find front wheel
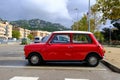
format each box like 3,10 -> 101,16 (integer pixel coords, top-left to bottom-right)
28,53 -> 42,66
86,55 -> 99,67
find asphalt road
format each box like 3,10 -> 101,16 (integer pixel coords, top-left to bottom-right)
0,44 -> 120,80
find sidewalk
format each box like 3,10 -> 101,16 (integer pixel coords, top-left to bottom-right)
103,46 -> 120,72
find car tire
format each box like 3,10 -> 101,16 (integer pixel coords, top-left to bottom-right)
86,55 -> 99,67
28,53 -> 42,66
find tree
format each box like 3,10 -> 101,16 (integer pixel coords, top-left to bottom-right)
27,34 -> 34,40
91,0 -> 120,42
71,14 -> 96,32
101,27 -> 118,41
111,20 -> 120,40
101,28 -> 110,42
94,31 -> 104,43
93,0 -> 120,23
12,30 -> 20,39
91,4 -> 102,30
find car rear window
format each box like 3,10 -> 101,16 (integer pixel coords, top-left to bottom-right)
72,34 -> 92,44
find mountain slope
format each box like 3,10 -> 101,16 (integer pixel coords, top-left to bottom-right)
10,19 -> 70,32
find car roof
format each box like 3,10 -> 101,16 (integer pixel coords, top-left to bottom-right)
53,31 -> 92,34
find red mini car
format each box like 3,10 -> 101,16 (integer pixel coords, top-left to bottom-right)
24,31 -> 105,67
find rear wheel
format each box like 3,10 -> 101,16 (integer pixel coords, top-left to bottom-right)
28,53 -> 42,66
86,55 -> 99,67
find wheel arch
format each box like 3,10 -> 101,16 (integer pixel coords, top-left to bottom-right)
85,52 -> 102,61
27,52 -> 43,60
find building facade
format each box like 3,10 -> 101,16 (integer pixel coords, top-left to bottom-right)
31,30 -> 50,38
7,23 -> 13,39
0,21 -> 50,40
13,26 -> 31,39
0,22 -> 6,40
0,22 -> 12,40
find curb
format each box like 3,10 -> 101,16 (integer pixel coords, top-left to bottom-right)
101,60 -> 120,73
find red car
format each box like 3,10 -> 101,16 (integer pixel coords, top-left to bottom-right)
24,31 -> 105,67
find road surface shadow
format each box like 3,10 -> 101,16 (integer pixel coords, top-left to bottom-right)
27,61 -> 91,67
0,60 -> 91,67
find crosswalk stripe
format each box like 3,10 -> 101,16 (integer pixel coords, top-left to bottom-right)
10,76 -> 39,80
65,78 -> 89,80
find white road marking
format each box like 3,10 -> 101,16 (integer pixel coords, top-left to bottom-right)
65,78 -> 89,80
10,76 -> 39,80
0,57 -> 25,60
8,51 -> 24,54
0,65 -> 106,71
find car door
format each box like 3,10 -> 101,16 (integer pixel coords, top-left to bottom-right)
44,34 -> 73,60
71,33 -> 93,60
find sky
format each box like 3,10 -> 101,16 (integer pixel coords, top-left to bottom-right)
0,0 -> 96,28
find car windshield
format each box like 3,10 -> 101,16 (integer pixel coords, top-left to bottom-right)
40,34 -> 51,43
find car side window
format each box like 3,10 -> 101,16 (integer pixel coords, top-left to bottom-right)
50,34 -> 70,44
73,34 -> 92,44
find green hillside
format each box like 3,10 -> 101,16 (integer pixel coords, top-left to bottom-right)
10,19 -> 70,32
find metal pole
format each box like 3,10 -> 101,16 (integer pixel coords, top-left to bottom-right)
75,8 -> 78,31
88,0 -> 90,32
76,9 -> 78,31
72,20 -> 74,31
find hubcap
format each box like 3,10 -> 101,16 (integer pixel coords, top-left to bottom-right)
89,56 -> 97,65
31,56 -> 39,64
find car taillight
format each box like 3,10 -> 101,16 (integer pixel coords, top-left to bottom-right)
103,48 -> 106,53
98,44 -> 105,53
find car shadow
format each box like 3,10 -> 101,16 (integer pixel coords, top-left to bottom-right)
26,61 -> 90,67
0,60 -> 93,67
